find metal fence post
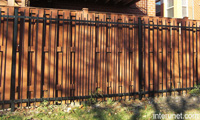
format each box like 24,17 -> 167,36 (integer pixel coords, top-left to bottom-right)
11,7 -> 18,112
138,17 -> 143,100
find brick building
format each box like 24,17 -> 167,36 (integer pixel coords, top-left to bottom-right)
0,0 -> 156,16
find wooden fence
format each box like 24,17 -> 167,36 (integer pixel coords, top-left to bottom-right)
0,6 -> 200,110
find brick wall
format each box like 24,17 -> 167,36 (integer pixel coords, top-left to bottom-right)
187,0 -> 200,20
188,0 -> 193,19
147,0 -> 156,16
135,0 -> 148,15
194,0 -> 200,20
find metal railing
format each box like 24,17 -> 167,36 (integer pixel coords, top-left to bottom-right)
0,7 -> 199,111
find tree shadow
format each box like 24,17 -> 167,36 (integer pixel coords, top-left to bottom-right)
130,105 -> 143,120
166,97 -> 186,116
165,96 -> 200,120
131,96 -> 200,120
130,98 -> 161,120
91,106 -> 107,120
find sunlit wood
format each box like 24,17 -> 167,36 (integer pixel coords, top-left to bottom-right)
0,6 -> 199,109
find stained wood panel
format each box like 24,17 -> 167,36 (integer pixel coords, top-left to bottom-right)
0,7 -> 199,109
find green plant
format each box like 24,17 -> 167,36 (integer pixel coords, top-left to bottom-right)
40,100 -> 49,107
106,98 -> 114,105
87,88 -> 103,105
189,85 -> 200,96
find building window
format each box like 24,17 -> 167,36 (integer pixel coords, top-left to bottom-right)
166,0 -> 174,17
182,0 -> 188,17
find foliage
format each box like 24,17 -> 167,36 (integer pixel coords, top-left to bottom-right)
40,100 -> 49,107
87,88 -> 103,105
106,98 -> 114,105
189,85 -> 200,96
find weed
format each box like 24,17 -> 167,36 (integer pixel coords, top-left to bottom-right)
40,100 -> 49,107
189,85 -> 200,96
87,88 -> 103,105
106,98 -> 114,105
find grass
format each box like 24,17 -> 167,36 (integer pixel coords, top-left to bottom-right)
1,89 -> 200,120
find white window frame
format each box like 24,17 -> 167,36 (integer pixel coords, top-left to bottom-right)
166,0 -> 174,18
182,0 -> 188,18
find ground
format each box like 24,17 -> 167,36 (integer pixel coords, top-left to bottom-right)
1,92 -> 200,120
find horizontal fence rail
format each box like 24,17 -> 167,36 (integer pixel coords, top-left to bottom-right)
0,7 -> 200,111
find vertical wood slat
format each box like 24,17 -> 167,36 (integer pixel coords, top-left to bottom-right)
116,15 -> 119,100
182,18 -> 187,94
82,9 -> 87,101
15,8 -> 20,107
75,12 -> 80,102
174,19 -> 179,92
134,17 -> 139,98
149,18 -> 154,95
29,8 -> 35,106
35,9 -> 43,105
99,13 -> 106,100
193,21 -> 197,87
143,17 -> 149,98
0,8 -> 3,107
128,16 -> 133,99
171,19 -> 174,95
125,16 -> 129,100
154,18 -> 158,97
10,7 -> 17,111
71,12 -> 76,102
186,19 -> 190,92
197,21 -> 200,85
91,13 -> 95,96
56,10 -> 63,100
16,7 -> 29,107
43,9 -> 49,99
49,10 -> 57,104
95,15 -> 100,95
88,12 -> 95,98
178,20 -> 183,92
162,18 -> 167,96
21,7 -> 29,107
121,15 -> 125,100
5,7 -> 14,108
111,14 -> 117,99
80,12 -> 83,102
29,8 -> 36,105
166,18 -> 171,95
190,20 -> 194,88
85,10 -> 89,99
0,8 -> 5,108
62,10 -> 70,104
158,18 -> 163,96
